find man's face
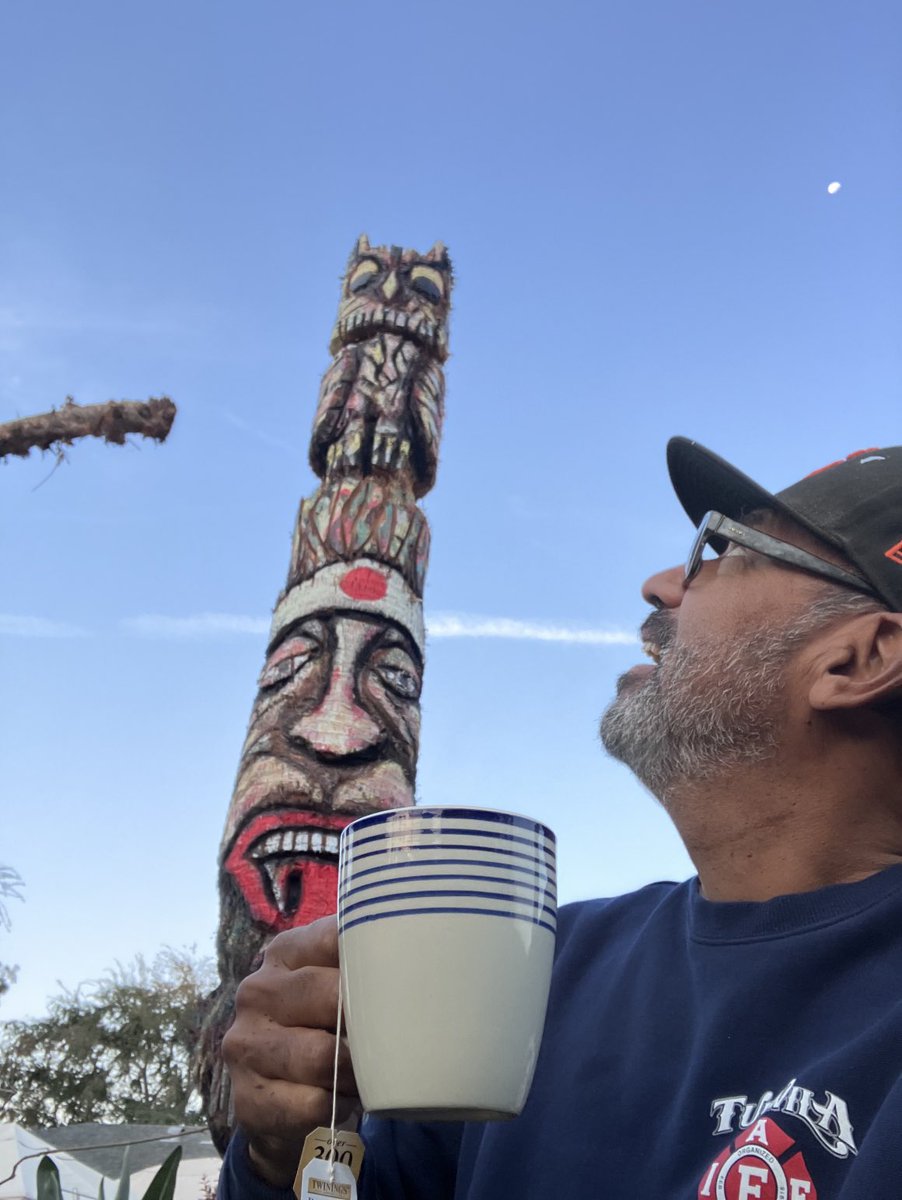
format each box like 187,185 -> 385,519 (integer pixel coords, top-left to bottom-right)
600,516 -> 835,803
221,611 -> 421,932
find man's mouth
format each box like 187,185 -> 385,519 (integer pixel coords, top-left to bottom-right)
642,640 -> 662,664
224,809 -> 354,931
639,610 -> 675,667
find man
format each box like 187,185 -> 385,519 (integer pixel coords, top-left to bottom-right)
218,437 -> 902,1198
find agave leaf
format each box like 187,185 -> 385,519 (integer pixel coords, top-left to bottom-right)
139,1146 -> 182,1200
99,1181 -> 106,1200
36,1157 -> 63,1200
114,1144 -> 131,1200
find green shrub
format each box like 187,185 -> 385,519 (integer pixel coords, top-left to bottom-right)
35,1146 -> 183,1200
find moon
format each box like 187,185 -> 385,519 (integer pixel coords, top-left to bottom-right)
827,181 -> 842,195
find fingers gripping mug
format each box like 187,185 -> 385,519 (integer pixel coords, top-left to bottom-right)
337,806 -> 557,1120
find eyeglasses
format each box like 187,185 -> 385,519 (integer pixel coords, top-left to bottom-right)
685,511 -> 880,598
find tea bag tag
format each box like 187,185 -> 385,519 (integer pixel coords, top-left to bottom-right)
296,1152 -> 357,1200
293,969 -> 365,1200
294,1128 -> 365,1195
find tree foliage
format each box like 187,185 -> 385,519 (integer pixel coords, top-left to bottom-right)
0,864 -> 25,1005
0,947 -> 215,1127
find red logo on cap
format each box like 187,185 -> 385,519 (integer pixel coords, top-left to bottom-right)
806,448 -> 882,478
340,566 -> 388,601
885,540 -> 902,566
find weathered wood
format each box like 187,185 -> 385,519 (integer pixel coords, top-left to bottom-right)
198,236 -> 452,1153
0,396 -> 176,459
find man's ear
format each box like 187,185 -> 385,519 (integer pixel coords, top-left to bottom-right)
809,612 -> 902,711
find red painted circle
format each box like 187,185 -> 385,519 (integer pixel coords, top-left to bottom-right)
340,567 -> 388,601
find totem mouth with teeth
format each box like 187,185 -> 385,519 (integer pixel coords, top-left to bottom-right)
251,825 -> 341,912
335,304 -> 447,357
224,809 -> 355,932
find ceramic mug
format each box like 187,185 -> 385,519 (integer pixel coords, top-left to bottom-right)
337,806 -> 557,1120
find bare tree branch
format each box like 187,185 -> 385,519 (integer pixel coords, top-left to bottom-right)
0,396 -> 177,460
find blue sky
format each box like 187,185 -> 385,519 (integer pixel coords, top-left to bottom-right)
1,0 -> 899,1019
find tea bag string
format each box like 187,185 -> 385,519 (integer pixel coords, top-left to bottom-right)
328,967 -> 344,1183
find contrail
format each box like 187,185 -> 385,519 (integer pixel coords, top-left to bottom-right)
121,613 -> 269,637
426,613 -> 636,645
118,611 -> 638,645
0,614 -> 89,637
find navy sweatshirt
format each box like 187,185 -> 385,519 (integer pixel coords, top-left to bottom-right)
220,865 -> 902,1198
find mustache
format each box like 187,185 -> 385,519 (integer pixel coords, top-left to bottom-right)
639,609 -> 676,652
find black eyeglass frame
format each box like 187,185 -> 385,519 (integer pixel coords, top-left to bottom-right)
684,511 -> 881,599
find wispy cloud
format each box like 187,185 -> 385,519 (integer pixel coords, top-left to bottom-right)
223,411 -> 303,457
118,611 -> 637,646
0,301 -> 212,341
426,613 -> 637,645
0,614 -> 90,638
121,613 -> 269,638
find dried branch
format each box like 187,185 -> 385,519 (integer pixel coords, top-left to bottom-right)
0,396 -> 177,460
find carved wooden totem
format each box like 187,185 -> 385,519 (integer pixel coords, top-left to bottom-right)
198,235 -> 452,1150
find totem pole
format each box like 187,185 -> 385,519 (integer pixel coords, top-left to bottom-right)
199,236 -> 453,1150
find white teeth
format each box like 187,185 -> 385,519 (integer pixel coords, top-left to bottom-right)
251,828 -> 340,860
254,828 -> 343,916
642,641 -> 661,663
338,304 -> 440,347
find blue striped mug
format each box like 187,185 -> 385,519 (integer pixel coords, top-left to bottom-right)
338,806 -> 557,1120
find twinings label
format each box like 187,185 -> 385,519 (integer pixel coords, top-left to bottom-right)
297,1157 -> 356,1200
294,1128 -> 365,1199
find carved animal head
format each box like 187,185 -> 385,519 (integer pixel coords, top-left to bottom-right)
330,234 -> 452,362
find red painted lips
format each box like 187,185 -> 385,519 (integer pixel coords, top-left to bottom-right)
224,809 -> 355,932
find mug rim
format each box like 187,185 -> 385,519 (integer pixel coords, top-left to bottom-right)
340,805 -> 556,845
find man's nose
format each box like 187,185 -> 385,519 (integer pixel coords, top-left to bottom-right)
381,270 -> 399,301
641,564 -> 686,610
289,670 -> 383,758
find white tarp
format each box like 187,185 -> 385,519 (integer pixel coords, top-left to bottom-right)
0,1124 -> 115,1200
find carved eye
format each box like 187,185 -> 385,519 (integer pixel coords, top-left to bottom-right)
410,265 -> 444,304
258,635 -> 320,690
377,665 -> 421,700
349,259 -> 381,294
369,645 -> 422,701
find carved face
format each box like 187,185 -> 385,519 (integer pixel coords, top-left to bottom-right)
202,234 -> 450,1155
220,611 -> 421,933
329,235 -> 452,362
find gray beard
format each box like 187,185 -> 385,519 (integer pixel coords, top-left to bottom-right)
599,626 -> 794,803
599,575 -> 878,805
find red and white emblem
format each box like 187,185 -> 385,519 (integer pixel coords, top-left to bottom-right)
698,1117 -> 817,1199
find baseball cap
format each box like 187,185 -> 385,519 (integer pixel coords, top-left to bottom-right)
666,437 -> 902,612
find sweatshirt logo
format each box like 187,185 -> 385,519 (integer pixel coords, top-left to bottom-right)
710,1078 -> 857,1159
698,1117 -> 815,1200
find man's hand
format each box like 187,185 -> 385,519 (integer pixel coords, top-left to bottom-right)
222,916 -> 360,1188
